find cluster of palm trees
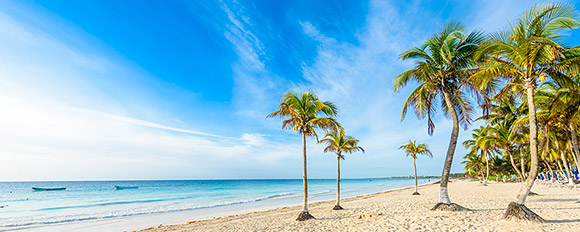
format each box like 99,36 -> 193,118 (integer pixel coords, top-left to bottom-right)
394,3 -> 579,222
268,91 -> 364,221
268,2 -> 578,224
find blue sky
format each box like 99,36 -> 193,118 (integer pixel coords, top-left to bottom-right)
0,0 -> 578,180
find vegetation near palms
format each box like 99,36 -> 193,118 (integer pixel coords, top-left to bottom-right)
463,128 -> 498,186
471,3 -> 580,222
399,140 -> 432,195
320,126 -> 364,210
462,152 -> 485,181
268,91 -> 338,221
476,95 -> 528,182
393,21 -> 486,211
536,78 -> 580,179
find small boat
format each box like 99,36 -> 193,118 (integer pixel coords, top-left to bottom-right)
32,187 -> 66,191
114,185 -> 138,190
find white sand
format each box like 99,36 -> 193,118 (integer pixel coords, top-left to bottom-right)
137,180 -> 580,232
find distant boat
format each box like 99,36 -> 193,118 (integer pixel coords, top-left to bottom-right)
114,185 -> 138,190
32,187 -> 66,191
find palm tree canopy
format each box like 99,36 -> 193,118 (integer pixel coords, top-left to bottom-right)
463,127 -> 500,161
462,151 -> 485,177
393,21 -> 487,135
399,140 -> 433,159
472,4 -> 580,95
267,91 -> 339,140
319,126 -> 364,159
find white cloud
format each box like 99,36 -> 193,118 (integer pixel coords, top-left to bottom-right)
83,109 -> 229,139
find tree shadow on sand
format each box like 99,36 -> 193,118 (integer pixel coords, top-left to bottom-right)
530,198 -> 579,203
546,219 -> 580,223
472,208 -> 504,212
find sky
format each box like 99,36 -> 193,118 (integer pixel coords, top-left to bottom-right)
0,0 -> 578,181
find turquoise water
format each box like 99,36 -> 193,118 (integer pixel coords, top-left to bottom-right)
0,178 -> 436,230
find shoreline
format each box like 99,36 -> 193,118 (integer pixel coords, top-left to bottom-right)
162,180 -> 441,227
5,178 -> 436,232
139,180 -> 580,232
135,180 -> 441,231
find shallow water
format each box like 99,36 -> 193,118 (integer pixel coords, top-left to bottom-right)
0,178 -> 436,231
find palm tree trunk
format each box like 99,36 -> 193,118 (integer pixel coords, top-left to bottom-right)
557,159 -> 564,180
513,83 -> 539,205
572,146 -> 580,181
569,128 -> 580,179
333,154 -> 343,210
437,91 -> 459,205
508,152 -> 524,182
504,81 -> 543,222
545,160 -> 555,182
560,152 -> 573,185
484,152 -> 489,186
520,147 -> 526,179
296,133 -> 314,220
413,157 -> 419,194
303,133 -> 308,211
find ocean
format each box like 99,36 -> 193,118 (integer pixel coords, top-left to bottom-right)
0,178 -> 437,231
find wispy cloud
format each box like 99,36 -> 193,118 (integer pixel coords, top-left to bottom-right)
220,1 -> 266,72
83,109 -> 230,139
295,0 -> 475,175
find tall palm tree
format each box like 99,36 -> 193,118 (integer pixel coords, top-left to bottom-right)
319,126 -> 364,210
472,4 -> 579,221
399,140 -> 433,195
393,21 -> 485,211
267,91 -> 338,221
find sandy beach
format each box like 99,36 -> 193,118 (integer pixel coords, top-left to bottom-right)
138,180 -> 580,232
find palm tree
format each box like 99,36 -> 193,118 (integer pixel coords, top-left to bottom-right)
535,82 -> 579,185
537,106 -> 576,185
463,127 -> 498,186
472,4 -> 579,221
486,122 -> 525,181
399,140 -> 433,195
491,155 -> 512,182
267,91 -> 338,221
477,95 -> 528,181
540,75 -> 580,177
393,21 -> 485,211
319,126 -> 364,210
462,152 -> 485,181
